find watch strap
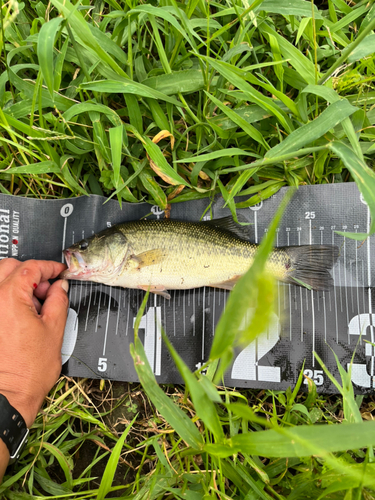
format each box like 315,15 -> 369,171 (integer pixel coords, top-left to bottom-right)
0,394 -> 29,464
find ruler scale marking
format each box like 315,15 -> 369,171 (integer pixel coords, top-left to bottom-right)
95,285 -> 102,333
332,230 -> 339,343
173,291 -> 176,337
309,219 -> 315,368
355,229 -> 360,323
343,233 -> 350,341
350,261 -> 354,314
115,289 -> 121,336
183,294 -> 186,337
320,227 -> 327,341
212,288 -> 216,337
61,217 -> 68,263
3,184 -> 373,392
76,283 -> 83,325
193,289 -> 196,337
362,260 -> 366,318
202,287 -> 206,360
85,282 -> 93,332
287,229 -> 292,339
102,287 -> 112,356
338,243 -> 344,313
125,293 -> 130,336
276,232 -> 281,318
367,205 -> 374,379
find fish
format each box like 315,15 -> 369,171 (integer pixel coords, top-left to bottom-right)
60,217 -> 339,299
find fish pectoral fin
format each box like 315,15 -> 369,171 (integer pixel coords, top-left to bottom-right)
138,285 -> 171,300
211,275 -> 242,291
130,249 -> 164,269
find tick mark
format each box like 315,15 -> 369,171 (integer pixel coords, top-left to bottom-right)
12,239 -> 18,245
33,283 -> 38,289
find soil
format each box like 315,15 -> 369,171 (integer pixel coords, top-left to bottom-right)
47,380 -> 155,498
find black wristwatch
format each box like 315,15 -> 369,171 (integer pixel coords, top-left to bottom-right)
0,394 -> 29,464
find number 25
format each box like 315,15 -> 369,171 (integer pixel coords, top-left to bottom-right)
303,369 -> 323,386
305,211 -> 315,219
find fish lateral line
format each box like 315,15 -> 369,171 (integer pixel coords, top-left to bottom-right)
61,219 -> 339,293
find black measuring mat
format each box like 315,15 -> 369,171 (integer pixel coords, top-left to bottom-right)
0,183 -> 373,393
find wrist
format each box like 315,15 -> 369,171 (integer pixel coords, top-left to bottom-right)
0,374 -> 41,428
0,392 -> 36,429
0,436 -> 9,480
0,394 -> 29,466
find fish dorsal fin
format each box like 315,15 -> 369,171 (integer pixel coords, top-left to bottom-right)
202,216 -> 250,240
129,249 -> 164,269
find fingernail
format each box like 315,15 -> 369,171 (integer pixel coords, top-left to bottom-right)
61,279 -> 69,293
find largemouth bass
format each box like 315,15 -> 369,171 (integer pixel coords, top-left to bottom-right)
61,218 -> 339,298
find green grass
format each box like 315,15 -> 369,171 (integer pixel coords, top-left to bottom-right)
2,0 -> 375,498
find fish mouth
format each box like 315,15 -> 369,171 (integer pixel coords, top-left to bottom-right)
60,250 -> 92,279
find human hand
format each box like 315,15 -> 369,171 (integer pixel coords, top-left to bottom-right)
0,259 -> 69,428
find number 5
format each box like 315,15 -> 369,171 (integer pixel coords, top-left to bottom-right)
98,357 -> 107,372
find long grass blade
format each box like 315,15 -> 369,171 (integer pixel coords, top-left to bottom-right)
37,17 -> 63,100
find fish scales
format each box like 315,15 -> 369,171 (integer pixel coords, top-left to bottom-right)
115,220 -> 258,290
61,218 -> 339,295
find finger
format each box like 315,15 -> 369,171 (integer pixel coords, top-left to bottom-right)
32,295 -> 42,313
40,280 -> 69,339
0,258 -> 21,283
33,280 -> 51,300
7,260 -> 67,299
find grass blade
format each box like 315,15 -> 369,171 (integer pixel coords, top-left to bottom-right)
259,0 -> 323,18
96,415 -> 137,500
162,331 -> 224,441
37,17 -> 63,100
259,23 -> 317,84
50,0 -> 128,79
143,136 -> 190,187
131,337 -> 204,450
4,161 -> 60,175
42,442 -> 73,491
80,80 -> 182,106
109,125 -> 123,190
202,56 -> 293,133
205,91 -> 268,149
143,69 -> 206,95
329,141 -> 375,233
265,100 -> 357,159
206,421 -> 375,461
210,188 -> 294,380
62,102 -> 122,127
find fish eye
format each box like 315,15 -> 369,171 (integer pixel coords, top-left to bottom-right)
79,239 -> 89,250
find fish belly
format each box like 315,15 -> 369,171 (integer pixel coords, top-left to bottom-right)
112,227 -> 254,290
112,253 -> 251,290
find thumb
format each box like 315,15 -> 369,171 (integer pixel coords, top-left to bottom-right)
41,279 -> 70,337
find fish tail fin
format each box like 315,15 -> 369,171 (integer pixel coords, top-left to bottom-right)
283,245 -> 339,291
